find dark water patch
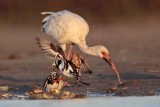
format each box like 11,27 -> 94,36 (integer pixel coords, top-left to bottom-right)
0,75 -> 44,83
120,72 -> 160,80
0,67 -> 9,71
96,72 -> 160,80
0,75 -> 21,83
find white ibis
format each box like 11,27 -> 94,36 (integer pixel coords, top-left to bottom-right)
41,10 -> 122,84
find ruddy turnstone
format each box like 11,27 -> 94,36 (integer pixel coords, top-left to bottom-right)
52,58 -> 90,86
52,58 -> 80,86
41,10 -> 122,84
43,66 -> 64,93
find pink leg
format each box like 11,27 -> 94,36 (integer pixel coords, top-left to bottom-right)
61,44 -> 67,58
64,51 -> 67,58
63,81 -> 72,87
67,45 -> 73,60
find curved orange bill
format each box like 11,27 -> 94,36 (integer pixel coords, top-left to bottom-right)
102,53 -> 122,84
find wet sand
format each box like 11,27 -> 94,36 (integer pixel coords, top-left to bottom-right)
0,19 -> 160,97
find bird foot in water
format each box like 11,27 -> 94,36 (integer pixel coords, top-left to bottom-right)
63,82 -> 72,87
116,82 -> 127,87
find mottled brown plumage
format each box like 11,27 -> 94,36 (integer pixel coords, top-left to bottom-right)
71,52 -> 92,74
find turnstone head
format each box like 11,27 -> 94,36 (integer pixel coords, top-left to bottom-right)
43,70 -> 64,93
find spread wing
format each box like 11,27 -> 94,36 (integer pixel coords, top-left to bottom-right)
36,37 -> 65,60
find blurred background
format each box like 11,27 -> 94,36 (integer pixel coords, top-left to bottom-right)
0,0 -> 160,84
0,0 -> 160,25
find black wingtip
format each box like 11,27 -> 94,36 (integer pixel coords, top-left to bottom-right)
81,62 -> 93,74
36,37 -> 39,40
86,70 -> 93,74
42,21 -> 46,26
36,37 -> 40,43
82,69 -> 93,74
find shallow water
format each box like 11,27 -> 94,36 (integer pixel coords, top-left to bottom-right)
0,96 -> 160,107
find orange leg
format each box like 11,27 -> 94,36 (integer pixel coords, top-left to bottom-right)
61,44 -> 67,58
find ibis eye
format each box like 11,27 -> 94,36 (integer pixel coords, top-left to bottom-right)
101,51 -> 105,54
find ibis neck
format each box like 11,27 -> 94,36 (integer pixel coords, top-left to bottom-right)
78,42 -> 97,56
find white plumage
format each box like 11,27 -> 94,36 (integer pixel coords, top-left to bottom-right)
41,10 -> 88,49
